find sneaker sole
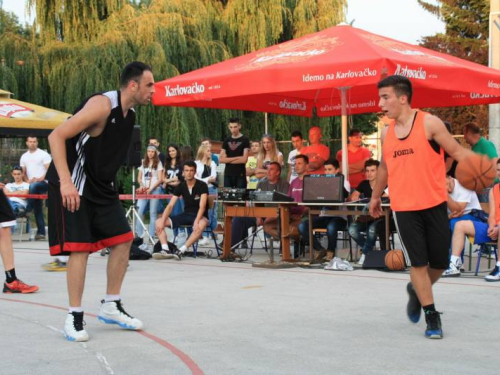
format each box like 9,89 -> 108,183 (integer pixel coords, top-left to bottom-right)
64,330 -> 89,342
152,253 -> 174,260
42,266 -> 67,272
3,287 -> 39,294
425,332 -> 443,339
173,255 -> 182,261
97,315 -> 143,330
406,283 -> 421,324
442,273 -> 460,278
484,277 -> 500,282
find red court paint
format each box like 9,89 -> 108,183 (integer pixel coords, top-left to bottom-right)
0,297 -> 204,375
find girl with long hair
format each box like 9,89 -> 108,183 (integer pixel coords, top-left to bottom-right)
163,144 -> 183,238
136,145 -> 164,238
255,134 -> 283,179
195,144 -> 218,244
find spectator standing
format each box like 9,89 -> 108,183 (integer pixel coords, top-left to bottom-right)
20,136 -> 51,240
246,141 -> 260,189
287,130 -> 304,183
195,144 -> 218,245
255,134 -> 283,179
336,129 -> 371,190
220,118 -> 250,188
136,145 -> 164,238
463,122 -> 498,159
148,137 -> 166,165
300,126 -> 330,174
201,137 -> 219,166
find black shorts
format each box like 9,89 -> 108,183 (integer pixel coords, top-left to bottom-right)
0,190 -> 16,227
169,213 -> 198,229
393,202 -> 449,269
48,183 -> 133,256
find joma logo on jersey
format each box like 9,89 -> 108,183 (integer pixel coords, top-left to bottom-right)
393,148 -> 415,158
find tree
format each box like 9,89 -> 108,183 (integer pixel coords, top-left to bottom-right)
418,0 -> 490,134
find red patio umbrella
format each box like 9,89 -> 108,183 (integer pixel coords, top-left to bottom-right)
153,24 -> 500,172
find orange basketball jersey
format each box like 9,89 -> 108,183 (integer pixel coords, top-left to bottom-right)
383,111 -> 447,211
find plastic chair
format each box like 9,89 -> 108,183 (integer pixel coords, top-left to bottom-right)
473,240 -> 498,276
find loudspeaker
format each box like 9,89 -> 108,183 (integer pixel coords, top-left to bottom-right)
124,125 -> 142,167
362,250 -> 390,269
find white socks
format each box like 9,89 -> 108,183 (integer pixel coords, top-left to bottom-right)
69,306 -> 83,313
179,245 -> 187,253
105,294 -> 120,302
450,255 -> 462,267
161,244 -> 169,251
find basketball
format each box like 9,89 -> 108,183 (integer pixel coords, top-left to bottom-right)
455,154 -> 496,193
385,250 -> 406,271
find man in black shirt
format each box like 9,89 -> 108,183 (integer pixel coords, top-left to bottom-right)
348,159 -> 389,265
220,118 -> 250,188
155,161 -> 208,260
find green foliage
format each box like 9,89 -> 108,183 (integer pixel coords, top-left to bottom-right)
418,0 -> 490,133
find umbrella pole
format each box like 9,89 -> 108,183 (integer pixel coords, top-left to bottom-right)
265,112 -> 268,134
340,88 -> 349,179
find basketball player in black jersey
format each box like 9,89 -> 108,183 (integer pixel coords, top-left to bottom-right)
47,62 -> 155,342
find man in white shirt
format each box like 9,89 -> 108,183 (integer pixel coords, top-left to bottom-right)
20,136 -> 52,240
4,166 -> 30,216
287,130 -> 304,183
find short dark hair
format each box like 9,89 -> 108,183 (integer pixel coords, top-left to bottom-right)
183,160 -> 197,170
364,159 -> 380,169
291,130 -> 303,139
12,166 -> 22,172
377,75 -> 413,104
26,135 -> 37,140
464,122 -> 481,135
349,129 -> 361,137
120,61 -> 152,88
200,137 -> 211,143
148,137 -> 158,142
268,161 -> 282,172
229,117 -> 240,124
324,158 -> 339,169
295,154 -> 309,164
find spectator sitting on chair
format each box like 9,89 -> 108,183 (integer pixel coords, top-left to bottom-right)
263,155 -> 309,254
348,159 -> 388,266
298,158 -> 351,262
446,175 -> 481,235
148,137 -> 166,166
4,166 -> 29,217
231,162 -> 289,250
154,161 -> 208,260
200,137 -> 219,166
444,160 -> 500,281
20,135 -> 51,240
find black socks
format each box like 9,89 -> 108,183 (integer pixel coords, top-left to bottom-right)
5,268 -> 17,284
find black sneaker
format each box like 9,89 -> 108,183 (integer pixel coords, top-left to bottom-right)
424,310 -> 443,339
406,282 -> 421,323
173,250 -> 183,261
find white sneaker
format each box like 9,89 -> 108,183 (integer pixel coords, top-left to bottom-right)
198,237 -> 210,246
64,312 -> 89,342
357,254 -> 366,266
98,300 -> 143,330
442,262 -> 461,277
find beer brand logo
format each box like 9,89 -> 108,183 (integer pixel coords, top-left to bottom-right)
0,102 -> 33,118
235,35 -> 342,72
279,99 -> 307,111
165,82 -> 205,97
488,80 -> 500,89
393,148 -> 415,158
394,64 -> 427,80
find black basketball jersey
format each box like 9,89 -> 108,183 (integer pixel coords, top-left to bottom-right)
47,90 -> 136,204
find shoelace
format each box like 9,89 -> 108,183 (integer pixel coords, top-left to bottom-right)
115,301 -> 134,318
73,314 -> 86,331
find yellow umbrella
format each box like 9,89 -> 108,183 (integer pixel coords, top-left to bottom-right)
0,89 -> 71,137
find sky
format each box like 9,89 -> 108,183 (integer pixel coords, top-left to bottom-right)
2,0 -> 445,45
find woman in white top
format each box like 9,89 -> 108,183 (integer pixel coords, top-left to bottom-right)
195,144 -> 218,241
136,145 -> 164,237
255,134 -> 283,179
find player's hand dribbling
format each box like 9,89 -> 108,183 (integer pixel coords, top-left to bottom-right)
60,180 -> 80,212
369,196 -> 382,218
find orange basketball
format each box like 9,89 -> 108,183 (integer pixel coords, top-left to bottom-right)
385,250 -> 406,271
455,154 -> 496,193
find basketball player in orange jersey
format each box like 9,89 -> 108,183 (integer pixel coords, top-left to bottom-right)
369,75 -> 476,339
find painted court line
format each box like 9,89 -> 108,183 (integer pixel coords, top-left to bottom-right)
0,297 -> 204,375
